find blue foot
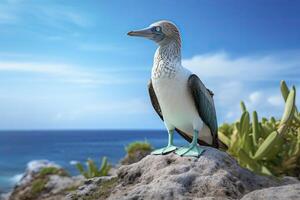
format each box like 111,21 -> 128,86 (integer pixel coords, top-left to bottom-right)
151,145 -> 177,155
175,144 -> 204,157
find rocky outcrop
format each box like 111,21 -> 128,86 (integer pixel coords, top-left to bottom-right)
5,148 -> 300,200
0,193 -> 9,200
108,147 -> 298,200
120,149 -> 151,165
65,176 -> 118,200
120,142 -> 152,165
7,160 -> 84,200
241,183 -> 300,200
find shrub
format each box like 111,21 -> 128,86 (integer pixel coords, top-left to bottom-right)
75,157 -> 111,179
121,141 -> 153,165
125,141 -> 152,155
39,167 -> 69,177
31,179 -> 47,196
219,81 -> 300,177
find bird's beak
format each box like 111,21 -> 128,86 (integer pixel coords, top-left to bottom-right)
127,27 -> 153,38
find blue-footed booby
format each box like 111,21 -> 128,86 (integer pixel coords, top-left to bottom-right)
128,20 -> 219,157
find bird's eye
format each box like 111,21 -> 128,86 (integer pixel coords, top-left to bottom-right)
155,26 -> 161,32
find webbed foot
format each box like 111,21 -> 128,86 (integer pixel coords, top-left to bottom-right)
151,145 -> 177,155
175,144 -> 204,157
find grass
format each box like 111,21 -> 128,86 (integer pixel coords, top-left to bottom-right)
31,179 -> 47,196
75,157 -> 111,179
125,141 -> 153,155
39,167 -> 69,177
97,177 -> 118,198
29,167 -> 70,198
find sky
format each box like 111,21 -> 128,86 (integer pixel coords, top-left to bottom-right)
0,0 -> 299,130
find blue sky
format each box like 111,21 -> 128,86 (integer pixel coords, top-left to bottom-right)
0,0 -> 299,130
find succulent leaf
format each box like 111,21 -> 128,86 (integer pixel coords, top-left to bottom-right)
278,87 -> 296,134
252,111 -> 260,146
240,101 -> 247,113
254,131 -> 284,160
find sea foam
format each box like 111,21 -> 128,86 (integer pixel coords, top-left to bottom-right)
9,173 -> 23,184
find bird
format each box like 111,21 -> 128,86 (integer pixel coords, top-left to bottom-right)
128,20 -> 219,157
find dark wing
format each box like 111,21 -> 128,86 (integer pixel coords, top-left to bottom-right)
148,80 -> 163,121
206,88 -> 214,96
188,74 -> 219,148
148,80 -> 211,147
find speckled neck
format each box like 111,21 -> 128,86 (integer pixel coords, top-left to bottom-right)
152,41 -> 181,79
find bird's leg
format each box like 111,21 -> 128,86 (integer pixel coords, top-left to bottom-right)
175,129 -> 205,157
151,129 -> 177,155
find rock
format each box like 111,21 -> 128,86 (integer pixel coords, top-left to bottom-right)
65,176 -> 118,200
108,147 -> 298,200
120,142 -> 152,165
121,149 -> 151,165
46,175 -> 82,194
241,183 -> 300,200
8,160 -> 84,200
6,149 -> 300,200
17,160 -> 61,186
0,193 -> 10,200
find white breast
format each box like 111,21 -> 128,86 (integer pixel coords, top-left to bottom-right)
152,67 -> 212,144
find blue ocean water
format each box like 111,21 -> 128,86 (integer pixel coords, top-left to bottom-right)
0,130 -> 188,193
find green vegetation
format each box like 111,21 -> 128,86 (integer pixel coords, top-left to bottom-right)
219,81 -> 300,177
28,166 -> 70,198
75,157 -> 111,179
39,166 -> 69,177
31,179 -> 47,196
121,141 -> 153,165
125,141 -> 152,155
69,177 -> 118,200
89,177 -> 118,200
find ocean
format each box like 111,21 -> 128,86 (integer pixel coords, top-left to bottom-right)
0,130 -> 188,193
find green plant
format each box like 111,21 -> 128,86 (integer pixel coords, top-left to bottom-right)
219,81 -> 300,177
31,179 -> 47,196
75,157 -> 111,179
121,141 -> 153,165
39,167 -> 69,177
125,141 -> 152,155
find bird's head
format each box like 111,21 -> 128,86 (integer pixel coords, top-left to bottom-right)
127,20 -> 181,47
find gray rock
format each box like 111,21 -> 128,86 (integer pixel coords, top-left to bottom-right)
65,176 -> 117,200
46,175 -> 81,194
0,193 -> 10,200
18,160 -> 62,186
8,160 -> 84,200
121,149 -> 151,165
108,147 -> 298,200
241,183 -> 300,200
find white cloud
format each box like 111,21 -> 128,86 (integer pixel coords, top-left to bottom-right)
183,51 -> 300,122
268,95 -> 284,107
0,12 -> 16,23
183,51 -> 300,81
39,8 -> 90,28
54,98 -> 150,121
0,61 -> 89,77
78,44 -> 123,52
0,1 -> 90,28
0,61 -> 143,86
249,91 -> 263,105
